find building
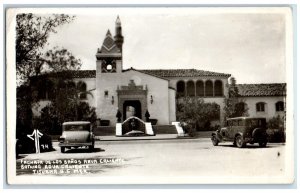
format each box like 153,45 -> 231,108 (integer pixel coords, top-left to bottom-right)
32,17 -> 286,128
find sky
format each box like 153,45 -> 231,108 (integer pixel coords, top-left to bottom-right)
41,8 -> 290,84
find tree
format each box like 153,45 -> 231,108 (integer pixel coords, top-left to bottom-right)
37,80 -> 97,135
176,97 -> 220,135
16,13 -> 81,83
223,77 -> 248,121
16,13 -> 82,136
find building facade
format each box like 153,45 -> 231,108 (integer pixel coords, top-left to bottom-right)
32,17 -> 286,127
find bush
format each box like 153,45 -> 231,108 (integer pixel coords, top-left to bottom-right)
180,122 -> 197,137
176,97 -> 220,134
39,101 -> 97,135
267,115 -> 285,142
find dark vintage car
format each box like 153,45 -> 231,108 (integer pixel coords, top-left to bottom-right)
58,121 -> 95,153
211,117 -> 268,148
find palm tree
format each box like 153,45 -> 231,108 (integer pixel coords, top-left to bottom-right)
67,85 -> 95,120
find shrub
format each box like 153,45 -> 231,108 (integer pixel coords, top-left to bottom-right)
176,97 -> 220,134
267,115 -> 285,142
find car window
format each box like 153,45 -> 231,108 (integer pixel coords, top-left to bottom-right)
238,120 -> 244,126
247,119 -> 266,127
64,124 -> 90,131
232,120 -> 238,126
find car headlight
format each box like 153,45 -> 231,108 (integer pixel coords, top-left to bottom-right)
59,136 -> 65,143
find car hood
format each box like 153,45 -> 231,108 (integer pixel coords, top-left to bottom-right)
62,131 -> 90,143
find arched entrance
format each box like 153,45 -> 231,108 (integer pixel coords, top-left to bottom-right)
123,100 -> 142,121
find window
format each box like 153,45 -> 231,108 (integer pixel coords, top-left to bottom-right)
104,90 -> 108,97
205,80 -> 213,96
276,101 -> 284,112
196,80 -> 204,96
238,120 -> 244,126
214,80 -> 223,96
232,120 -> 238,126
256,102 -> 265,112
106,64 -> 112,71
187,80 -> 195,97
235,102 -> 246,113
77,81 -> 87,99
176,81 -> 185,97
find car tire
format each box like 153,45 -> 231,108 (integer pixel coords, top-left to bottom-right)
211,135 -> 219,146
235,135 -> 246,148
89,141 -> 94,151
259,141 -> 267,147
89,145 -> 94,151
61,147 -> 65,153
233,141 -> 237,147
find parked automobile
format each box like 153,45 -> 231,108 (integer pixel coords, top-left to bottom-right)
59,121 -> 95,153
211,117 -> 268,148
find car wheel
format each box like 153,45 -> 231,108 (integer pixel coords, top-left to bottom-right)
233,141 -> 237,147
211,135 -> 219,146
259,141 -> 267,147
89,145 -> 94,151
61,147 -> 65,153
235,135 -> 246,148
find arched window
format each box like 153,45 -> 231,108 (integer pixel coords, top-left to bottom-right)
77,81 -> 87,99
196,80 -> 204,96
205,80 -> 213,96
67,81 -> 76,90
276,101 -> 284,111
235,102 -> 247,113
214,80 -> 223,96
256,102 -> 265,112
187,80 -> 195,97
176,81 -> 185,97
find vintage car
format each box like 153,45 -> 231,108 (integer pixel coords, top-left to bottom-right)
58,121 -> 95,153
211,117 -> 268,148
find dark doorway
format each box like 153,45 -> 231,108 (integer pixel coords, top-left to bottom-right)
123,100 -> 142,121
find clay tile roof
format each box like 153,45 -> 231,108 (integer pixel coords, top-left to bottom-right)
40,70 -> 96,79
66,70 -> 96,78
139,69 -> 231,77
237,83 -> 286,97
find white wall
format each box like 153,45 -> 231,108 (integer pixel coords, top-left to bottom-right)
241,96 -> 285,120
168,88 -> 176,123
96,70 -> 170,125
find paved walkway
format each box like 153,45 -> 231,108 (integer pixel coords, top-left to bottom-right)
95,131 -> 212,141
51,131 -> 213,141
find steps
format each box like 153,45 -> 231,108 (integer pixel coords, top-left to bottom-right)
93,126 -> 115,136
152,125 -> 177,134
94,125 -> 178,136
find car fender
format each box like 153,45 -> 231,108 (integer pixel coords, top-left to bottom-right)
234,132 -> 244,138
212,130 -> 223,141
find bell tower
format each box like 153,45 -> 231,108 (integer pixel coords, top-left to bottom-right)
96,17 -> 124,74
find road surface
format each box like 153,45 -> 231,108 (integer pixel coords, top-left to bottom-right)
16,138 -> 286,180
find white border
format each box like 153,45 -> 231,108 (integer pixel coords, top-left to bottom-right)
4,6 -> 296,186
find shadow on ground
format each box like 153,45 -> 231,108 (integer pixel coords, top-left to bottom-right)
217,144 -> 277,149
64,148 -> 105,154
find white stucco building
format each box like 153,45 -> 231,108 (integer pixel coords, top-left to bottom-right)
32,17 -> 286,128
